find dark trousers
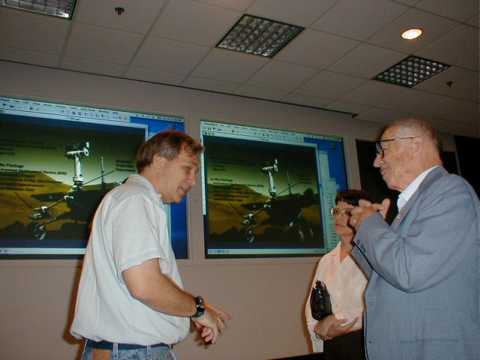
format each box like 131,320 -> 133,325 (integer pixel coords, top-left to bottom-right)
323,330 -> 365,360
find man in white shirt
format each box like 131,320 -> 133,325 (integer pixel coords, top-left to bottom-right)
349,118 -> 480,360
71,130 -> 229,360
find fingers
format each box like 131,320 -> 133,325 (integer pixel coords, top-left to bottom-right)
380,198 -> 391,218
196,323 -> 218,344
350,198 -> 390,228
326,317 -> 357,338
207,304 -> 232,324
217,308 -> 232,321
314,315 -> 336,340
193,321 -> 202,330
200,325 -> 217,344
337,317 -> 356,329
358,199 -> 372,208
193,304 -> 230,345
206,304 -> 230,333
216,314 -> 226,333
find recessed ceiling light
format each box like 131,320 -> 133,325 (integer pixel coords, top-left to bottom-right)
0,0 -> 76,19
374,55 -> 450,88
216,14 -> 304,58
401,28 -> 423,40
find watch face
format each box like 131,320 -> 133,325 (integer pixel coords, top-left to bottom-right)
192,296 -> 205,319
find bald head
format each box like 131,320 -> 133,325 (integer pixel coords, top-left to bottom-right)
388,118 -> 440,151
374,118 -> 442,191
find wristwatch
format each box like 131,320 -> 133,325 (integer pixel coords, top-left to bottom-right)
191,296 -> 205,319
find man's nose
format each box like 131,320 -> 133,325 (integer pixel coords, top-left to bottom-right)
373,153 -> 382,168
188,173 -> 197,186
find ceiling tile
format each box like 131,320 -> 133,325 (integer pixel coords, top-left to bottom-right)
190,48 -> 269,82
326,100 -> 373,115
393,0 -> 422,5
0,1 -> 475,136
182,76 -> 241,93
246,60 -> 317,91
328,43 -> 406,78
125,66 -> 186,85
339,80 -> 417,110
74,0 -> 167,34
131,37 -> 210,75
367,8 -> 458,53
150,0 -> 240,46
275,29 -> 359,69
61,57 -> 128,77
429,116 -> 477,137
0,46 -> 60,67
407,90 -> 455,117
64,23 -> 143,64
297,70 -> 366,99
357,106 -> 413,123
466,13 -> 479,27
248,0 -> 337,26
195,0 -> 255,11
0,7 -> 70,54
235,83 -> 290,101
415,25 -> 479,71
430,97 -> 479,124
415,0 -> 477,22
282,92 -> 335,108
415,66 -> 479,101
312,0 -> 408,40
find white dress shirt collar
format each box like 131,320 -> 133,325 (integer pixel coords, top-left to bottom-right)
397,166 -> 439,211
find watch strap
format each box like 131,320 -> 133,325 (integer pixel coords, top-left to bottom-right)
191,296 -> 205,319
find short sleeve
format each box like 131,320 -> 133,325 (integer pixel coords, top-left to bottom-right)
111,194 -> 168,276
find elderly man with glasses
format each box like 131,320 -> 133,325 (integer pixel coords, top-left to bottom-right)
349,118 -> 480,360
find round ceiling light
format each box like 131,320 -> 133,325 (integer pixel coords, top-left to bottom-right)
401,28 -> 423,40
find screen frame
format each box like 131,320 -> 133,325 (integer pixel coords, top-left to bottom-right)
0,95 -> 189,259
200,119 -> 349,259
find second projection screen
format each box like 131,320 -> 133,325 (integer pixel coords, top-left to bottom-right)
201,121 -> 348,258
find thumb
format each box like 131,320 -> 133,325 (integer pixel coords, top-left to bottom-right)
379,198 -> 391,219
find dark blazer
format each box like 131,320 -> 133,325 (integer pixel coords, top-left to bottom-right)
352,166 -> 480,360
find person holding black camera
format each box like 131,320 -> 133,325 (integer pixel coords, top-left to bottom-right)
305,190 -> 370,360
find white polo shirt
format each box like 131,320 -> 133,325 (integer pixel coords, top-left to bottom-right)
70,175 -> 189,345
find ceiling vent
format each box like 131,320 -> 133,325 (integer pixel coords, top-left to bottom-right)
216,14 -> 304,58
0,0 -> 76,19
374,55 -> 450,88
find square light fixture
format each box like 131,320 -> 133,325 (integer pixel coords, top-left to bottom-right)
374,55 -> 450,88
216,14 -> 304,58
0,0 -> 76,19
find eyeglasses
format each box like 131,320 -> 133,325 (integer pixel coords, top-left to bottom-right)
330,207 -> 352,216
375,136 -> 418,157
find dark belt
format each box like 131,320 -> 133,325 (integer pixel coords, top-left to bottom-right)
86,339 -> 170,350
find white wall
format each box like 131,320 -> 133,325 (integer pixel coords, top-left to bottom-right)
0,61 -> 454,360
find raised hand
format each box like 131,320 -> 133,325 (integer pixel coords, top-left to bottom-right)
350,198 -> 390,230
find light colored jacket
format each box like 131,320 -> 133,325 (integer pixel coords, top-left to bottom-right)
353,166 -> 480,360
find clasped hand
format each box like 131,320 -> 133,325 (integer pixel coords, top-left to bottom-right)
192,304 -> 231,344
349,198 -> 391,230
314,315 -> 358,341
